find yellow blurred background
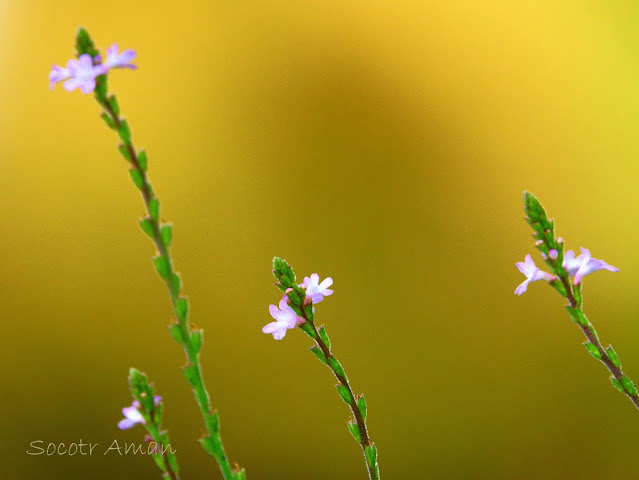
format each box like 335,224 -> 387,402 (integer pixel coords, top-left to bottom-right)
2,1 -> 639,478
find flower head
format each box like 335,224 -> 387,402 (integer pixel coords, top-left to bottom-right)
563,247 -> 618,285
118,396 -> 161,430
62,54 -> 104,94
103,44 -> 137,70
514,254 -> 555,295
263,298 -> 301,340
49,65 -> 71,90
302,273 -> 333,303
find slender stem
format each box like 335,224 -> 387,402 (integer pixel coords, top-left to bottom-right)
298,308 -> 380,480
559,276 -> 639,410
98,97 -> 237,480
144,422 -> 180,480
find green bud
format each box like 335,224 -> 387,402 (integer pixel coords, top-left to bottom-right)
347,421 -> 361,443
118,144 -> 132,162
199,435 -> 223,458
160,224 -> 173,247
584,342 -> 602,360
153,255 -> 171,279
365,444 -> 378,469
168,323 -> 186,344
611,377 -> 624,393
190,329 -> 203,354
607,346 -> 621,368
621,377 -> 638,396
272,257 -> 297,289
100,112 -> 116,129
118,120 -> 131,144
107,95 -> 120,116
176,297 -> 188,322
149,198 -> 160,222
139,218 -> 155,239
329,357 -> 345,378
137,149 -> 148,172
129,169 -> 144,190
310,346 -> 327,365
357,395 -> 368,421
337,384 -> 353,405
318,325 -> 331,350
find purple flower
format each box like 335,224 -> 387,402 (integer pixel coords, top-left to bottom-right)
548,249 -> 558,261
103,44 -> 137,70
62,54 -> 104,94
514,255 -> 555,295
49,65 -> 71,90
118,396 -> 161,430
263,298 -> 300,340
302,273 -> 333,303
563,247 -> 618,285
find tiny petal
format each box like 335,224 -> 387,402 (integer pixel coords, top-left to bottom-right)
548,249 -> 558,260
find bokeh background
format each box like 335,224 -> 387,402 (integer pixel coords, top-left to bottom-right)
2,1 -> 639,478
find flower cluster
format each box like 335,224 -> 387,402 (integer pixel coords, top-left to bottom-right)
118,396 -> 161,430
515,247 -> 618,295
49,44 -> 136,94
262,274 -> 333,340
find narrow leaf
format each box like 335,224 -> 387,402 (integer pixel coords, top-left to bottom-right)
607,346 -> 621,368
621,377 -> 637,396
365,444 -> 378,468
176,298 -> 189,322
137,149 -> 148,172
118,120 -> 131,144
139,218 -> 155,239
318,325 -> 331,349
584,342 -> 602,360
118,144 -> 132,162
357,395 -> 368,421
153,255 -> 171,279
168,323 -> 186,344
347,421 -> 361,443
190,329 -> 203,354
100,112 -> 116,129
149,198 -> 160,222
310,346 -> 327,365
329,357 -> 345,378
337,384 -> 352,405
129,169 -> 144,190
183,365 -> 199,387
160,224 -> 173,247
611,377 -> 624,393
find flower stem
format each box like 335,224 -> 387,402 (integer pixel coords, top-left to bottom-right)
299,308 -> 380,480
559,276 -> 639,409
95,91 -> 241,480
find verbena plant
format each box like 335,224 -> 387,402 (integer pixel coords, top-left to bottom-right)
514,191 -> 639,409
49,28 -> 380,479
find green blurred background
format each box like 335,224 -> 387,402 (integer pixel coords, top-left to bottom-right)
2,1 -> 639,478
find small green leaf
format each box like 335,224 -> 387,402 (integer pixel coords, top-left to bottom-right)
584,342 -> 602,360
621,377 -> 637,396
611,377 -> 624,393
176,298 -> 188,322
190,329 -> 203,354
208,409 -> 220,433
118,144 -> 132,162
129,169 -> 145,190
364,444 -> 378,469
607,346 -> 621,368
318,326 -> 331,349
347,421 -> 361,443
137,149 -> 148,172
199,435 -> 223,458
100,112 -> 116,129
107,95 -> 120,116
118,120 -> 131,144
310,346 -> 327,365
153,255 -> 171,279
168,323 -> 186,344
149,198 -> 160,221
232,468 -> 247,480
357,395 -> 368,421
565,306 -> 588,327
329,357 -> 345,378
139,218 -> 155,239
183,365 -> 199,387
337,384 -> 352,405
160,224 -> 173,247
170,273 -> 182,294
299,322 -> 317,339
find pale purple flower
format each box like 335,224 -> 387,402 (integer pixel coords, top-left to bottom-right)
118,396 -> 161,430
302,273 -> 333,303
563,247 -> 618,285
548,249 -> 558,260
62,54 -> 103,94
103,44 -> 137,70
49,65 -> 71,90
514,254 -> 555,295
263,298 -> 300,340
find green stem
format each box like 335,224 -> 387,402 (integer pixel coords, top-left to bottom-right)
299,308 -> 380,480
97,94 -> 239,480
144,419 -> 180,480
560,276 -> 639,409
